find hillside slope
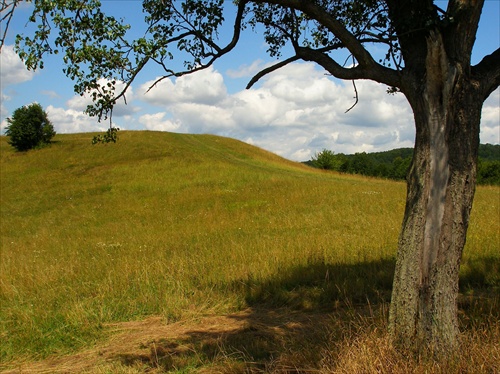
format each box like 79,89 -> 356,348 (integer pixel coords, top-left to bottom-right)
1,130 -> 311,175
1,131 -> 498,371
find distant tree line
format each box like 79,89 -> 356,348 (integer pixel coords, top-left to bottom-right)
306,144 -> 500,185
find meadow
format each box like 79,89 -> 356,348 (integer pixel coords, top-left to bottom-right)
0,132 -> 498,373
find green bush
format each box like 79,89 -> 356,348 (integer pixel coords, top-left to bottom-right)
477,159 -> 500,185
5,103 -> 56,151
312,149 -> 341,170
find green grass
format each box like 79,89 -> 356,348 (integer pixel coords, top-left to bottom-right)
0,131 -> 498,370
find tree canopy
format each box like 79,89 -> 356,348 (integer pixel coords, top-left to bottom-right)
4,0 -> 496,121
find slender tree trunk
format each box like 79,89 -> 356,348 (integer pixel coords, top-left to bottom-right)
389,31 -> 482,355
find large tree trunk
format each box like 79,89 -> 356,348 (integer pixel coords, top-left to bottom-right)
388,31 -> 482,355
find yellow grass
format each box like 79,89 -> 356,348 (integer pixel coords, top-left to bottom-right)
0,131 -> 498,372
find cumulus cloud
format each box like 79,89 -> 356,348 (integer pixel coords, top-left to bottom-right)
480,88 -> 500,145
1,93 -> 13,133
66,79 -> 139,117
138,112 -> 181,132
1,92 -> 10,116
170,102 -> 235,133
0,117 -> 8,133
230,89 -> 288,128
5,56 -> 490,161
46,105 -> 107,133
139,66 -> 227,106
137,61 -> 416,160
0,45 -> 35,87
0,46 -> 37,132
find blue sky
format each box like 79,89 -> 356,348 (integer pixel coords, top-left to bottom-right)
1,1 -> 499,161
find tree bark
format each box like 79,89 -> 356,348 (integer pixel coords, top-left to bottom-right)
388,31 -> 482,355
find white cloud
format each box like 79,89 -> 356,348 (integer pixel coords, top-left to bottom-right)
0,45 -> 39,131
138,112 -> 181,132
11,58 -> 490,161
0,118 -> 8,133
46,105 -> 107,133
480,124 -> 500,145
1,92 -> 10,117
139,66 -> 227,106
137,61 -> 417,160
480,88 -> 500,144
66,79 -> 139,117
266,63 -> 342,105
230,89 -> 287,128
0,45 -> 35,87
170,102 -> 235,133
237,63 -> 415,158
291,148 -> 313,161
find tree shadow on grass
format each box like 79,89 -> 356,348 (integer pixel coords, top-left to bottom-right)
243,257 -> 396,311
458,256 -> 500,329
460,256 -> 499,293
115,257 -> 396,373
114,256 -> 499,373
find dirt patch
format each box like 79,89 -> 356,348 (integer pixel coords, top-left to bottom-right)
1,308 -> 334,373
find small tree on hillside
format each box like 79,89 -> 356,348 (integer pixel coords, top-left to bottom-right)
312,149 -> 339,170
5,103 -> 56,151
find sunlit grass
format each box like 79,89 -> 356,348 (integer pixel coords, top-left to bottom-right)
0,131 -> 498,369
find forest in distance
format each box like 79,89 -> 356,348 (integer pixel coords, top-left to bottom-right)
305,143 -> 500,185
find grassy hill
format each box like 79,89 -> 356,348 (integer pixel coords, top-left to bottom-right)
1,132 -> 498,372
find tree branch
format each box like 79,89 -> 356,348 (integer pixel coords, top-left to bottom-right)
1,0 -> 20,51
294,45 -> 400,88
117,0 -> 250,107
345,79 -> 359,113
253,0 -> 377,68
445,0 -> 485,60
246,56 -> 300,89
249,0 -> 402,88
472,47 -> 500,100
144,1 -> 249,92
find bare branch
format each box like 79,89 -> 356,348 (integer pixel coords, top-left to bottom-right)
344,56 -> 359,113
1,0 -> 20,51
246,56 -> 300,89
345,80 -> 359,113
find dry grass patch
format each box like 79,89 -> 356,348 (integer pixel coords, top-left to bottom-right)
0,308 -> 331,373
322,315 -> 500,374
2,302 -> 498,373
